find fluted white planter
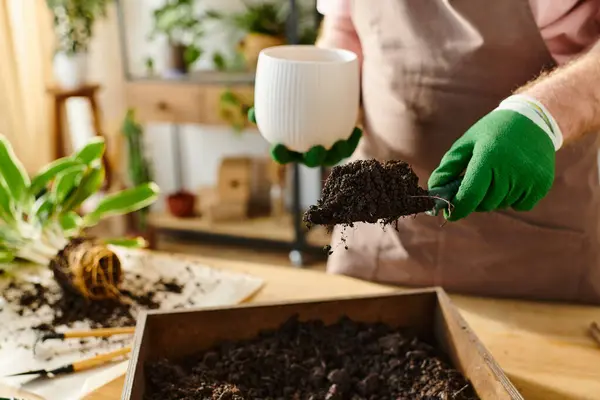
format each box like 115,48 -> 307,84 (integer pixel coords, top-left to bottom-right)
53,51 -> 89,90
254,45 -> 360,152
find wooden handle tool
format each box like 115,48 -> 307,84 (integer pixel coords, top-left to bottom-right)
6,346 -> 131,377
40,326 -> 135,342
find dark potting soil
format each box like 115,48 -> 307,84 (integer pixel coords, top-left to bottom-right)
0,272 -> 184,330
144,316 -> 478,400
304,159 -> 435,230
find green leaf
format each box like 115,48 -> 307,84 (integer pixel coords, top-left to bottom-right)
59,211 -> 82,234
0,224 -> 20,247
29,157 -> 83,198
33,193 -> 55,224
102,237 -> 148,248
0,250 -> 15,263
62,165 -> 105,213
0,177 -> 16,226
83,182 -> 160,227
184,44 -> 202,66
0,134 -> 31,206
52,164 -> 87,207
73,136 -> 105,166
212,52 -> 227,71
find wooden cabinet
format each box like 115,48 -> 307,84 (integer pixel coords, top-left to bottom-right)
125,81 -> 254,126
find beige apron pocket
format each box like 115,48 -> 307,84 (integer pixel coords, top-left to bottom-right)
438,211 -> 589,302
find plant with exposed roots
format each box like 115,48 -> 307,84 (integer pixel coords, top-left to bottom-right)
0,135 -> 159,300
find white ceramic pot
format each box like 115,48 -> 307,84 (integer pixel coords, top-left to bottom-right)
254,45 -> 360,153
53,51 -> 88,89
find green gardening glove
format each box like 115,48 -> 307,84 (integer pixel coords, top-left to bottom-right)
428,97 -> 560,221
248,107 -> 362,168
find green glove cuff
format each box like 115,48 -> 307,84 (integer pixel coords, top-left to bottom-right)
270,127 -> 362,167
251,106 -> 363,167
271,144 -> 303,164
428,109 -> 555,221
248,107 -> 256,124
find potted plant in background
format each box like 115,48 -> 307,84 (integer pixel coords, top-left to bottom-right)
206,0 -> 319,71
149,0 -> 205,75
206,1 -> 286,71
121,109 -> 154,237
46,0 -> 112,89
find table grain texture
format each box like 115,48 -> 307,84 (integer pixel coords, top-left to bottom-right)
85,256 -> 600,400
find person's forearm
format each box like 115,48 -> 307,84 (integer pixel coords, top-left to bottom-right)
315,16 -> 363,66
517,41 -> 600,145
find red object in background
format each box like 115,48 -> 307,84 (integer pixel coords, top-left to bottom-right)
167,190 -> 196,218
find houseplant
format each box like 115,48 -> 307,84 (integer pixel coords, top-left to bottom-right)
46,0 -> 112,89
218,89 -> 253,133
121,109 -> 154,234
0,134 -> 159,300
148,0 -> 205,74
206,1 -> 287,70
207,1 -> 319,70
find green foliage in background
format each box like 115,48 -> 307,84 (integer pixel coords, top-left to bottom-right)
121,109 -> 154,231
206,1 -> 286,37
149,0 -> 205,68
206,0 -> 318,44
219,89 -> 252,133
46,0 -> 112,54
212,51 -> 247,72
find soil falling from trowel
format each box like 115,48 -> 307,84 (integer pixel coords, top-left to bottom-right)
304,160 -> 435,231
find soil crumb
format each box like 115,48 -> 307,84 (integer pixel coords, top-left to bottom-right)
304,159 -> 434,229
144,316 -> 479,400
0,273 -> 184,330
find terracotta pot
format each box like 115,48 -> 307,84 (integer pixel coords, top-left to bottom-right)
239,33 -> 285,71
167,190 -> 196,218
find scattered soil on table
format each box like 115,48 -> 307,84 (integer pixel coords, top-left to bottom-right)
304,159 -> 435,231
0,272 -> 184,330
144,316 -> 478,400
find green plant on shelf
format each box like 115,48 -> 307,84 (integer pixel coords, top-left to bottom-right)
121,108 -> 154,232
206,1 -> 286,37
212,50 -> 247,72
46,0 -> 112,55
219,89 -> 252,133
207,1 -> 318,42
148,0 -> 205,70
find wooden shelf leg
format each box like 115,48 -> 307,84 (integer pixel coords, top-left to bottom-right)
53,98 -> 65,159
290,162 -> 306,268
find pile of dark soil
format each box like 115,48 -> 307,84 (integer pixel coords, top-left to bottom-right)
304,159 -> 434,229
145,316 -> 478,400
0,272 -> 183,330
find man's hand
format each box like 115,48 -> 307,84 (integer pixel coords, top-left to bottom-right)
428,108 -> 556,221
248,107 -> 362,168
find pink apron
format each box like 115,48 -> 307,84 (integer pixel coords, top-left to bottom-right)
327,0 -> 600,304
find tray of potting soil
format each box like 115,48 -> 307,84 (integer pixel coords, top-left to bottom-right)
123,288 -> 522,400
0,247 -> 264,400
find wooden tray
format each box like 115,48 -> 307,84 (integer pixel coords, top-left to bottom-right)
122,288 -> 523,400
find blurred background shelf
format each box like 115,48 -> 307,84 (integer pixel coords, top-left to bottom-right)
128,70 -> 256,85
148,212 -> 331,249
125,80 -> 254,126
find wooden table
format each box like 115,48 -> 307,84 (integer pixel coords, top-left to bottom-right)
86,256 -> 600,400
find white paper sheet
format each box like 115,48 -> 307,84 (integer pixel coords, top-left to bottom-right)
0,248 -> 264,400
